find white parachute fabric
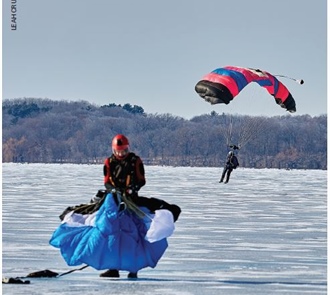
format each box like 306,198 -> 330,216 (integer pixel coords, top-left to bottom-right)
62,210 -> 98,227
62,207 -> 175,243
145,209 -> 175,243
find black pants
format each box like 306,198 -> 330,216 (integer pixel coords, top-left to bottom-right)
220,166 -> 233,183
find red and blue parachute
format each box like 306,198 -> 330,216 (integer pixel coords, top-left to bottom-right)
195,66 -> 302,113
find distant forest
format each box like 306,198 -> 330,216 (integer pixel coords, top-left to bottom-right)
2,98 -> 327,170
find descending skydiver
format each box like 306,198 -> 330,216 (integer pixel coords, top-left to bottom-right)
219,151 -> 239,184
99,134 -> 181,278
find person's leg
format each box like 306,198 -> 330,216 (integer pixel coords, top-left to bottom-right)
225,169 -> 233,183
220,167 -> 227,182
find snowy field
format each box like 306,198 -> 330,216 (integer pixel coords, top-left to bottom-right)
2,163 -> 327,295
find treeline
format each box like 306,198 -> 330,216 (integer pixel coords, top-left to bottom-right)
2,98 -> 327,169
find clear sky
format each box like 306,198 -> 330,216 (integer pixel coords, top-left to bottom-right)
3,0 -> 327,119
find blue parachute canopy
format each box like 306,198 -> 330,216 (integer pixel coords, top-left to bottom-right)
49,192 -> 173,272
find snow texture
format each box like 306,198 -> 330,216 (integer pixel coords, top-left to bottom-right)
2,163 -> 327,295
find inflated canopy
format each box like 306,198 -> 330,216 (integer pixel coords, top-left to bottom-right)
195,66 -> 297,112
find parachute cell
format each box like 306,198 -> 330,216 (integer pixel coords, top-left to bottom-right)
195,66 -> 297,112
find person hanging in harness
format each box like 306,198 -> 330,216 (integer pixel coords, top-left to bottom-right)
100,134 -> 181,279
219,151 -> 239,184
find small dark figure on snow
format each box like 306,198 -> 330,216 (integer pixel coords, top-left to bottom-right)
219,151 -> 239,183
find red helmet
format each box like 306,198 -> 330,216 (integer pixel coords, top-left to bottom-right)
112,134 -> 129,159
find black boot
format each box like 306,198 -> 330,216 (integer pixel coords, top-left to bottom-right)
100,269 -> 120,277
127,272 -> 138,279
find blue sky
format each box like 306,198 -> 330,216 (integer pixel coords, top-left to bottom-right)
2,0 -> 327,119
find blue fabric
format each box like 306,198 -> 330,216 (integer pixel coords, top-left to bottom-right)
212,68 -> 248,92
49,193 -> 168,272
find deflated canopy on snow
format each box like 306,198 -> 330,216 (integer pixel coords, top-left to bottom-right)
195,66 -> 297,113
49,192 -> 171,272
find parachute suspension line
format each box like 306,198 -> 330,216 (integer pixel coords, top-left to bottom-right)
236,84 -> 271,149
58,265 -> 89,277
237,117 -> 246,148
274,74 -> 304,85
226,115 -> 233,148
238,117 -> 259,148
122,193 -> 175,229
238,116 -> 269,149
121,193 -> 147,219
24,264 -> 90,279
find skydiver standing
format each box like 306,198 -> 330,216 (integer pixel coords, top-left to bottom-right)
100,134 -> 181,279
219,151 -> 239,183
99,134 -> 145,279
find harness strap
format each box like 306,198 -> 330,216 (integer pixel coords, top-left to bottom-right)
107,157 -> 116,187
126,174 -> 131,187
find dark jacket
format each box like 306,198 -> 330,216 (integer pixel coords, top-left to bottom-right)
226,155 -> 239,169
103,152 -> 146,194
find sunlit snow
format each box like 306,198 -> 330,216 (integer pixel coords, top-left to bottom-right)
2,163 -> 327,295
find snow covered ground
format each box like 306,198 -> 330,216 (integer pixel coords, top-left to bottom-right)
2,163 -> 327,295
